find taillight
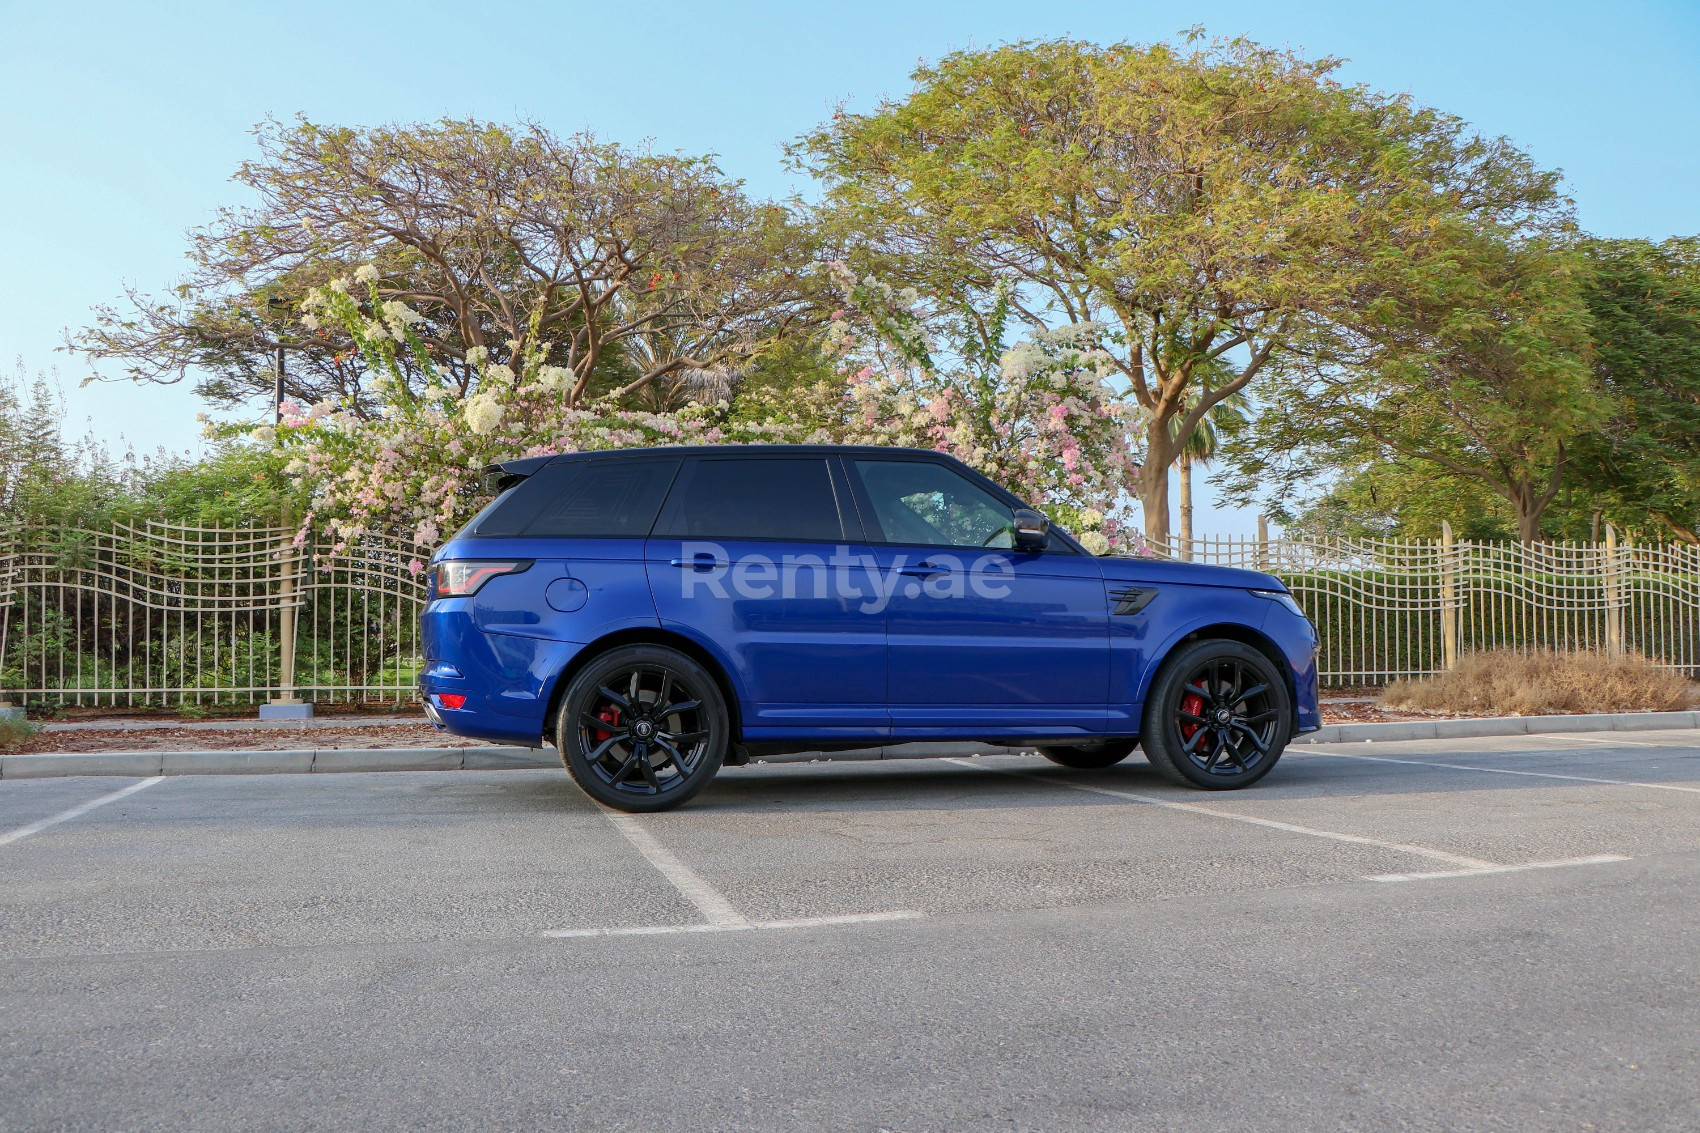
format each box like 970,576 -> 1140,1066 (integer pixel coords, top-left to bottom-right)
437,693 -> 467,710
432,560 -> 532,598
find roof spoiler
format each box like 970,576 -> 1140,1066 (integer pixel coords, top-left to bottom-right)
479,455 -> 555,494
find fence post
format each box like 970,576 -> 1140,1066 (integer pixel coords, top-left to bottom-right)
260,536 -> 311,720
1440,521 -> 1459,671
1256,515 -> 1270,573
1603,524 -> 1623,656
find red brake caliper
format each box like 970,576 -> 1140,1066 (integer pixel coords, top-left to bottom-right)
1178,692 -> 1205,743
591,706 -> 621,744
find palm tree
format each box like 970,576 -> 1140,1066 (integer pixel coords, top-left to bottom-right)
1171,390 -> 1249,560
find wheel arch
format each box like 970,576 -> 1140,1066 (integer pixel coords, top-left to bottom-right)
539,627 -> 746,746
1136,621 -> 1299,723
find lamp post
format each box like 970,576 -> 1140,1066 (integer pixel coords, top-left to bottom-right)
267,295 -> 290,424
258,293 -> 312,720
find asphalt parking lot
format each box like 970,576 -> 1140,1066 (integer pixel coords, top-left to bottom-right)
4,731 -> 1698,1131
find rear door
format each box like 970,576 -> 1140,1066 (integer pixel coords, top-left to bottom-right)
843,455 -> 1111,738
645,454 -> 888,744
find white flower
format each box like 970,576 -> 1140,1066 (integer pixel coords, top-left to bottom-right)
483,363 -> 516,386
301,314 -> 321,331
465,346 -> 489,366
329,279 -> 349,294
1078,507 -> 1106,530
463,394 -> 505,436
1078,531 -> 1111,555
381,299 -> 423,326
538,365 -> 572,390
354,264 -> 378,284
250,425 -> 277,445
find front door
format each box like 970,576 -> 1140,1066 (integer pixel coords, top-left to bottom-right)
842,455 -> 1111,738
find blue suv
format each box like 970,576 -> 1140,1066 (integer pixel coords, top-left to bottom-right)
420,445 -> 1320,811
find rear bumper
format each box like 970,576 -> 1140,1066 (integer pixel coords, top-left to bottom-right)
419,601 -> 583,746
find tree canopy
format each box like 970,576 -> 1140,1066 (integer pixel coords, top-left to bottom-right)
73,118 -> 826,417
794,34 -> 1570,545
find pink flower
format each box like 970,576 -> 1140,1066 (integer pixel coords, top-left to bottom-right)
1062,447 -> 1079,471
407,559 -> 424,576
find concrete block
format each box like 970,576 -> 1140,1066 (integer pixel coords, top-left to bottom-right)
162,749 -> 314,775
1333,720 -> 1439,743
310,747 -> 465,773
1608,710 -> 1698,732
1432,716 -> 1529,738
0,705 -> 25,722
1523,714 -> 1616,735
258,701 -> 315,721
460,746 -> 557,771
1,751 -> 164,779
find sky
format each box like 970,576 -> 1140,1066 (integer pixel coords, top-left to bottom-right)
1,0 -> 1697,535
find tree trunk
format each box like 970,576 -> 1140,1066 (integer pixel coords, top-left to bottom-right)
1139,415 -> 1176,554
1509,486 -> 1544,545
1178,457 -> 1194,561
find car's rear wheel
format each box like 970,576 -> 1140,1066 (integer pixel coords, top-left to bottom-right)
556,645 -> 728,812
1037,740 -> 1139,769
1141,639 -> 1291,790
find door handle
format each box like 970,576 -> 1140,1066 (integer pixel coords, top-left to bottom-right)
897,563 -> 949,577
670,555 -> 729,571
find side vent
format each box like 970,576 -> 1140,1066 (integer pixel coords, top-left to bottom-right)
1109,586 -> 1157,616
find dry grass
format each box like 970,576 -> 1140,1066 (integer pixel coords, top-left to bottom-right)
1382,649 -> 1697,717
0,714 -> 38,753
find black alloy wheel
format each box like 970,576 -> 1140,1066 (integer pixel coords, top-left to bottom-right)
557,645 -> 728,812
1141,639 -> 1291,790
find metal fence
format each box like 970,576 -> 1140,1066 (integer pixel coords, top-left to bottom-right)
0,520 -> 425,708
1171,522 -> 1700,684
3,518 -> 1698,707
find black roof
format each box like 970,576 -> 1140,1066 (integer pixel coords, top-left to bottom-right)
486,444 -> 962,485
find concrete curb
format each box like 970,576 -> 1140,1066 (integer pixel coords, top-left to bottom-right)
1292,710 -> 1699,745
4,712 -> 1696,778
0,746 -> 555,780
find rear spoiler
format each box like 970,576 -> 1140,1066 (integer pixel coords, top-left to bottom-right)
479,455 -> 556,494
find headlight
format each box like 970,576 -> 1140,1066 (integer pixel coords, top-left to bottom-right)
1250,588 -> 1306,620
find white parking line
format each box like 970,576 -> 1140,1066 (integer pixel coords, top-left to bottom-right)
0,777 -> 164,847
1368,854 -> 1631,883
544,911 -> 924,939
947,759 -> 1496,869
561,807 -> 922,939
1313,750 -> 1700,794
948,759 -> 1633,884
600,810 -> 749,926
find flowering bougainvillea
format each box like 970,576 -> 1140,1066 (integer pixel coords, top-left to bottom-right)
265,271 -> 820,570
819,263 -> 1144,553
262,264 -> 1145,565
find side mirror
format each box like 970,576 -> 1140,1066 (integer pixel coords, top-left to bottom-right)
1011,508 -> 1050,551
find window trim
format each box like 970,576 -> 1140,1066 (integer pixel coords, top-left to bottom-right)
651,454 -> 858,545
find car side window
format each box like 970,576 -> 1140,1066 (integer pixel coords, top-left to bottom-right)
852,459 -> 1018,549
524,458 -> 681,538
661,457 -> 845,542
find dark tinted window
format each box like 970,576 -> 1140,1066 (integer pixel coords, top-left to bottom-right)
666,458 -> 843,542
524,458 -> 680,538
468,460 -> 579,537
853,459 -> 1016,548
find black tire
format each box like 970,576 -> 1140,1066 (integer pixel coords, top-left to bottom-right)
1038,740 -> 1139,769
556,645 -> 729,812
1140,639 -> 1291,790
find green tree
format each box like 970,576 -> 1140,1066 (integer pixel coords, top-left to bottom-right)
1567,237 -> 1700,542
73,118 -> 826,418
795,34 -> 1567,546
1223,234 -> 1597,544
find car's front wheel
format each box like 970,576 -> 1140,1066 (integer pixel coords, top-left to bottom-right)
556,645 -> 729,812
1140,639 -> 1291,790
